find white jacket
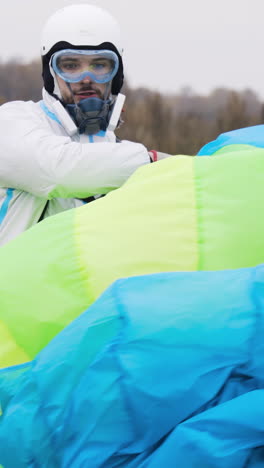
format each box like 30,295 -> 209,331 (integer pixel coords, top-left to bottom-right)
0,89 -> 150,245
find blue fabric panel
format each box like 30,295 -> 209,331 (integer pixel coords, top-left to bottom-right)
96,130 -> 106,137
197,124 -> 264,155
0,188 -> 14,224
1,266 -> 264,467
39,101 -> 62,126
139,390 -> 264,468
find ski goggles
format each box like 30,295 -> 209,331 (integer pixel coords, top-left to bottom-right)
51,49 -> 119,84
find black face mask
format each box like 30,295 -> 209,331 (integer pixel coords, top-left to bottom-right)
65,96 -> 113,135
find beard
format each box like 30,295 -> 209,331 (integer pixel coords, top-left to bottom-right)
62,83 -> 104,104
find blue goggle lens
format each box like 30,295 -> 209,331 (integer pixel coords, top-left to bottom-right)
52,49 -> 119,84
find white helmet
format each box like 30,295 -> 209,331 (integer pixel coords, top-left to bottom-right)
41,4 -> 124,96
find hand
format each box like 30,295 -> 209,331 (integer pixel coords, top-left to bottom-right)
148,150 -> 173,162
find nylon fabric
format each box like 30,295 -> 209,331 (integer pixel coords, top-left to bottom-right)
0,208 -> 90,367
1,151 -> 264,367
75,156 -> 198,300
1,267 -> 264,466
0,141 -> 264,465
0,157 -> 198,368
194,150 -> 264,269
0,321 -> 29,368
197,124 -> 264,155
213,143 -> 254,155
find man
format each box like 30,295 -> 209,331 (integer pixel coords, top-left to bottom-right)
0,4 -> 168,246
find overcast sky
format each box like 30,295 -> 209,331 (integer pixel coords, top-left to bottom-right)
2,0 -> 264,97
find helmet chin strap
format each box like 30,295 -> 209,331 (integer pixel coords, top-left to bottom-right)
64,81 -> 113,135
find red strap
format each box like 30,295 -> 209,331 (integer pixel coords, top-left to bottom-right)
149,150 -> 158,162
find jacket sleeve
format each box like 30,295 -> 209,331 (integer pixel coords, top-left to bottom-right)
0,101 -> 150,199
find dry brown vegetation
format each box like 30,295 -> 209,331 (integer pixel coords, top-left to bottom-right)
1,58 -> 263,154
118,85 -> 264,154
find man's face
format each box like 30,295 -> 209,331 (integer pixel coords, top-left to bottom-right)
53,51 -> 115,104
56,75 -> 108,104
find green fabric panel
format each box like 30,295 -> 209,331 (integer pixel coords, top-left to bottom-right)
49,184 -> 115,199
195,148 -> 264,270
75,156 -> 199,302
213,144 -> 256,155
0,208 -> 90,367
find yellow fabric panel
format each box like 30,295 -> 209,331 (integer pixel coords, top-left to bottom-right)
0,320 -> 29,368
75,156 -> 199,303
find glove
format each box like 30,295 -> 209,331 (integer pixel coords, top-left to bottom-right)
148,150 -> 173,162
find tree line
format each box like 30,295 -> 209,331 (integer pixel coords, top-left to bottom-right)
1,58 -> 263,154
